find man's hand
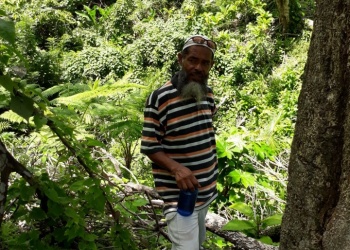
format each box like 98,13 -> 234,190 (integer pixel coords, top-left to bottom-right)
171,165 -> 200,191
147,151 -> 200,191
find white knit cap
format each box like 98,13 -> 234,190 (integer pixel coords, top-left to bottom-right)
182,35 -> 216,54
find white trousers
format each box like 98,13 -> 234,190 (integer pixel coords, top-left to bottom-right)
165,206 -> 209,250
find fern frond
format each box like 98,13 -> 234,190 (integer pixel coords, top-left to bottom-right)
53,83 -> 90,99
0,110 -> 27,124
0,88 -> 11,109
54,73 -> 146,106
0,121 -> 10,132
42,84 -> 67,98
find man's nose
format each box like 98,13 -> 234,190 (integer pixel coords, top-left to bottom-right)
194,63 -> 204,72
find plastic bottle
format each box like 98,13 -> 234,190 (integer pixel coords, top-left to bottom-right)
177,189 -> 198,216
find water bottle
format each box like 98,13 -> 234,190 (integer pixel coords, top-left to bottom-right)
177,189 -> 198,216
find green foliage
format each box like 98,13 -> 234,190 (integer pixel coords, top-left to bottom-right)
61,43 -> 125,82
213,123 -> 287,245
222,201 -> 282,244
0,0 -> 313,248
33,9 -> 74,49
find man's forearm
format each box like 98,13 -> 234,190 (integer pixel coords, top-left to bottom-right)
147,151 -> 200,190
147,151 -> 183,174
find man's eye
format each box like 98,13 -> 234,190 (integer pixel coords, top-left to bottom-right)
202,61 -> 210,66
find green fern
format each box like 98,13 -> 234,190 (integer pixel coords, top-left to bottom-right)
53,74 -> 146,106
0,120 -> 10,132
0,110 -> 27,124
42,84 -> 67,98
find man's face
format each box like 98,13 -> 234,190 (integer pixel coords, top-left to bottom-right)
178,46 -> 214,84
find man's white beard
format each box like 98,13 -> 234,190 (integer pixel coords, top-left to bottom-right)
180,81 -> 207,104
177,70 -> 208,104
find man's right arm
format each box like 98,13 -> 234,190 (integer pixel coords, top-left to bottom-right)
147,151 -> 200,191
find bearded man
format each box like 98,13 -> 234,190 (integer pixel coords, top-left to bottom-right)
141,35 -> 218,250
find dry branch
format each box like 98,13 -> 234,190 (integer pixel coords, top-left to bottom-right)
0,138 -> 278,250
124,182 -> 278,250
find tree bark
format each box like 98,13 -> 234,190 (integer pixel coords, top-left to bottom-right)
275,0 -> 289,32
0,139 -> 36,225
280,1 -> 350,249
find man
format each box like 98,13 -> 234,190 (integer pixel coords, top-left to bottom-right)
141,35 -> 218,250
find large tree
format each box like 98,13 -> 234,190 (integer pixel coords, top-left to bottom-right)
280,0 -> 350,249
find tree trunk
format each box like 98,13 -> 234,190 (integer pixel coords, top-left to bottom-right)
280,1 -> 350,249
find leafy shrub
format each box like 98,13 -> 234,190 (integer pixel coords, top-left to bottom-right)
61,44 -> 125,82
33,10 -> 75,50
124,16 -> 186,72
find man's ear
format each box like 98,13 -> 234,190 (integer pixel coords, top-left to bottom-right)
177,52 -> 183,65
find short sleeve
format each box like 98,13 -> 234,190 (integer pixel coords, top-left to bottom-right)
140,91 -> 164,155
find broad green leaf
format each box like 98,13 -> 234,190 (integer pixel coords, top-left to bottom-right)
213,238 -> 226,248
259,236 -> 274,245
29,207 -> 47,220
33,114 -> 47,129
0,75 -> 17,93
10,94 -> 34,120
262,214 -> 283,227
240,171 -> 256,188
252,143 -> 266,160
65,223 -> 80,241
70,180 -> 86,191
222,219 -> 256,231
79,240 -> 97,250
83,178 -> 95,187
85,137 -> 106,148
65,207 -> 80,223
0,52 -> 10,65
228,190 -> 241,203
228,169 -> 241,184
132,198 -> 148,207
75,11 -> 91,20
19,185 -> 35,201
227,134 -> 246,152
216,138 -> 228,158
52,227 -> 65,242
44,188 -> 62,203
91,186 -> 103,199
92,193 -> 105,213
0,19 -> 15,45
229,202 -> 254,218
216,182 -> 224,192
82,232 -> 98,241
48,200 -> 64,218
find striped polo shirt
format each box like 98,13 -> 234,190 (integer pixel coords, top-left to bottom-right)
141,73 -> 218,214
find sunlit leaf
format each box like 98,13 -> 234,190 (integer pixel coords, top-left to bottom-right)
240,171 -> 256,188
10,94 -> 34,120
85,137 -> 106,148
70,180 -> 86,191
228,169 -> 241,184
222,219 -> 255,231
34,114 -> 47,129
262,214 -> 283,227
0,19 -> 15,44
229,202 -> 254,218
0,75 -> 16,93
259,236 -> 274,245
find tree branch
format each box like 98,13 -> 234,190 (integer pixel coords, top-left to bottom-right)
123,182 -> 278,250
